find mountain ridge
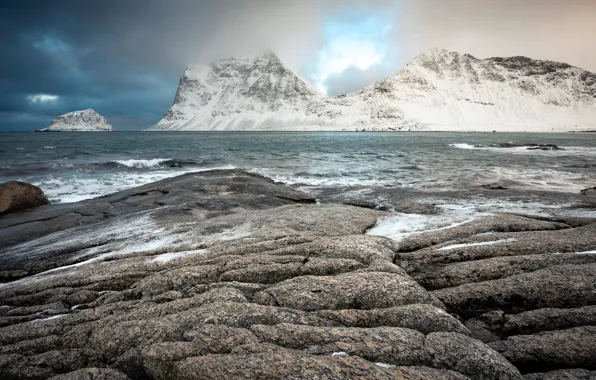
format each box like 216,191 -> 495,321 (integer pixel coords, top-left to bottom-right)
149,49 -> 596,132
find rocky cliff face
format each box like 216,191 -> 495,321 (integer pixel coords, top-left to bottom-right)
150,49 -> 596,132
39,109 -> 113,132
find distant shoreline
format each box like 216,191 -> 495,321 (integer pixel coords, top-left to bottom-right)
11,129 -> 596,133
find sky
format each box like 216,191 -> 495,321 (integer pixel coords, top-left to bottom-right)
2,0 -> 596,131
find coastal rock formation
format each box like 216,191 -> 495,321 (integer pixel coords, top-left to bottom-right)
0,181 -> 49,215
395,212 -> 596,376
0,170 -> 594,378
38,109 -> 113,132
150,49 -> 596,132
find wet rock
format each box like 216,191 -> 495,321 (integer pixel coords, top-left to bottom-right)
0,181 -> 49,215
490,326 -> 596,373
0,171 -> 566,378
394,204 -> 442,215
494,142 -> 562,150
254,271 -> 443,311
397,214 -> 569,253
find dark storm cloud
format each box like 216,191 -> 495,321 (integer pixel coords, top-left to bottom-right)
0,0 -> 345,130
1,0 -> 595,131
0,0 -> 229,131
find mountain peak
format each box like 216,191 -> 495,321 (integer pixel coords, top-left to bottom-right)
152,49 -> 596,132
257,50 -> 279,60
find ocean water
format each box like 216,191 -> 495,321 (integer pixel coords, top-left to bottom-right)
1,131 -> 595,205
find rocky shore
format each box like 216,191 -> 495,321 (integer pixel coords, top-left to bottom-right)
1,170 -> 595,379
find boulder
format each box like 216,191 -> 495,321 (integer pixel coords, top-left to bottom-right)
0,181 -> 49,215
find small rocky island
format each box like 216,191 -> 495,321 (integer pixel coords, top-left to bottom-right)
37,109 -> 113,132
0,170 -> 595,379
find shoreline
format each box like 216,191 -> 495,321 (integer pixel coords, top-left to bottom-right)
1,169 -> 595,378
6,129 -> 596,133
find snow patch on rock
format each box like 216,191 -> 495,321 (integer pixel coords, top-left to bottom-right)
39,109 -> 113,132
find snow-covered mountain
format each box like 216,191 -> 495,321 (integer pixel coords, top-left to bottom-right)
150,51 -> 330,131
39,109 -> 113,132
359,49 -> 596,131
150,49 -> 596,132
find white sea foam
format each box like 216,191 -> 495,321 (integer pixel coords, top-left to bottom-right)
469,166 -> 592,192
366,197 -> 582,243
375,363 -> 396,369
449,143 -> 478,150
449,143 -> 596,156
152,249 -> 208,263
32,314 -> 66,323
331,352 -> 348,357
32,165 -> 237,203
114,158 -> 170,168
438,238 -> 517,251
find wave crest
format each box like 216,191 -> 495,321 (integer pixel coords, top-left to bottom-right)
113,158 -> 171,168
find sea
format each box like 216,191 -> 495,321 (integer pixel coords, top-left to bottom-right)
0,131 -> 595,201
1,131 -> 596,242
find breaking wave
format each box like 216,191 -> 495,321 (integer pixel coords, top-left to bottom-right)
113,158 -> 171,168
449,142 -> 596,156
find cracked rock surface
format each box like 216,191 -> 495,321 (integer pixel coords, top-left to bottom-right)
396,212 -> 596,377
1,170 -> 592,379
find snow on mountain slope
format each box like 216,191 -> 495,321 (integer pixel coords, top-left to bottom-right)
150,49 -> 596,132
361,49 -> 596,131
150,51 -> 335,131
39,109 -> 113,132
